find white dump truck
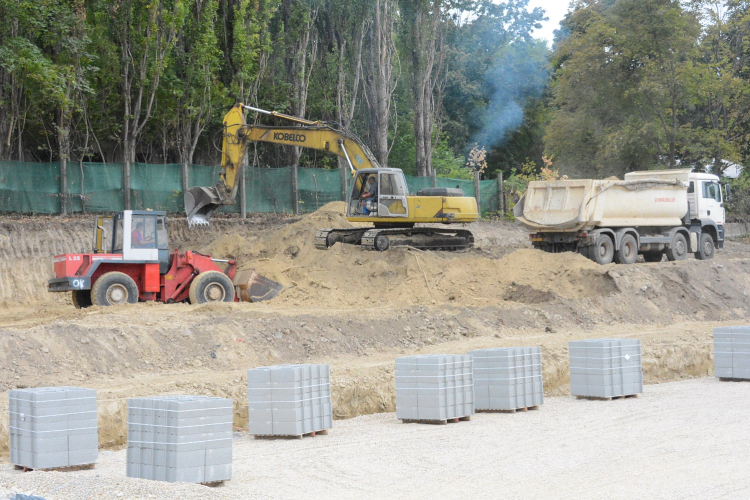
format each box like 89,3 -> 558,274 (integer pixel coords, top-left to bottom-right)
513,169 -> 725,264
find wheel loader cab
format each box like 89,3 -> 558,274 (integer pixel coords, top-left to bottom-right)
109,211 -> 170,273
347,169 -> 409,218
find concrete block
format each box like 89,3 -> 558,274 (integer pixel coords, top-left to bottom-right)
205,463 -> 232,483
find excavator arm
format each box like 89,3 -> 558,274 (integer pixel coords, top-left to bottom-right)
185,103 -> 380,226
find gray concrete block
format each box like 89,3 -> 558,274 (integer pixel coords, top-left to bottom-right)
126,395 -> 232,483
569,339 -> 642,398
205,463 -> 232,483
69,449 -> 98,466
247,363 -> 332,437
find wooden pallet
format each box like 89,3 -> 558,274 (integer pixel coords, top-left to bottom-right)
477,406 -> 539,414
201,480 -> 226,487
14,463 -> 95,473
401,415 -> 472,425
576,394 -> 639,401
254,429 -> 329,440
719,377 -> 750,382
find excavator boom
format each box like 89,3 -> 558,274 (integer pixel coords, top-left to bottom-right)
185,103 -> 379,226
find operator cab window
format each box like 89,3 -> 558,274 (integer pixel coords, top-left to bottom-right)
380,173 -> 405,196
131,215 -> 157,249
349,172 -> 379,216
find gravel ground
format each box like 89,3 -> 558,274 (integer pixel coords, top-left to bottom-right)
1,377 -> 748,499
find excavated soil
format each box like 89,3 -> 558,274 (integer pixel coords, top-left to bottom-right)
0,202 -> 749,458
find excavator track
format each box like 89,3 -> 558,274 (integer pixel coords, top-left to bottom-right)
316,227 -> 474,251
315,228 -> 370,249
361,228 -> 474,251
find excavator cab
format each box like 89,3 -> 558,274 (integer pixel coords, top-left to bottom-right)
348,169 -> 409,218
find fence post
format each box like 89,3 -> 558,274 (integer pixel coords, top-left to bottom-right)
497,171 -> 504,215
240,165 -> 246,219
292,164 -> 299,215
60,158 -> 67,215
123,160 -> 131,210
474,171 -> 482,217
431,169 -> 437,188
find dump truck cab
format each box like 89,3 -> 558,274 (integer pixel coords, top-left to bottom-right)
49,211 -> 283,308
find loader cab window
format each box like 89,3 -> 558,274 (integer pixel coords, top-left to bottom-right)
131,215 -> 157,249
156,217 -> 168,249
113,216 -> 124,254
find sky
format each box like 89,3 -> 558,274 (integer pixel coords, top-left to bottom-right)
526,0 -> 572,46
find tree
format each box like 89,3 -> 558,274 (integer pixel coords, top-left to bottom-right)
363,0 -> 399,167
99,0 -> 187,165
174,0 -> 224,165
545,0 -> 704,177
400,0 -> 447,177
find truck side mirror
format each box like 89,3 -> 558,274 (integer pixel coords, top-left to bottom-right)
723,184 -> 731,201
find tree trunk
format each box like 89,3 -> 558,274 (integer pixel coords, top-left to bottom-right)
283,0 -> 319,167
363,0 -> 397,167
408,0 -> 445,177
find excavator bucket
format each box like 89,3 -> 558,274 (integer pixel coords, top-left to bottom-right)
233,269 -> 283,302
185,186 -> 222,226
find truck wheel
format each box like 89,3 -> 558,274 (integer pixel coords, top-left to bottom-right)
666,233 -> 688,261
189,271 -> 235,304
71,290 -> 92,309
592,234 -> 614,265
695,232 -> 715,260
642,252 -> 663,263
614,234 -> 638,265
91,272 -> 139,306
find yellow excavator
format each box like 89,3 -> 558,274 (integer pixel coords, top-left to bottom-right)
185,103 -> 479,251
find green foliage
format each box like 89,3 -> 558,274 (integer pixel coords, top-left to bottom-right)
434,136 -> 472,179
545,0 -> 750,180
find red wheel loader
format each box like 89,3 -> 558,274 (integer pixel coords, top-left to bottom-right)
48,210 -> 282,307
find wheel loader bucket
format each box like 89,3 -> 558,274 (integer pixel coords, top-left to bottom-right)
185,186 -> 222,226
233,269 -> 283,303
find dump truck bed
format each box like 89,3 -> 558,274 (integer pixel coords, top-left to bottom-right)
514,170 -> 691,232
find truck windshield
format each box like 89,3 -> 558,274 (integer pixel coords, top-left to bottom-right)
702,182 -> 722,202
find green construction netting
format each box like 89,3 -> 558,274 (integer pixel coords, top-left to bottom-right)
0,161 -> 60,213
298,167 -> 344,213
246,166 -> 294,213
0,161 -> 501,216
131,163 -> 183,212
65,162 -> 125,213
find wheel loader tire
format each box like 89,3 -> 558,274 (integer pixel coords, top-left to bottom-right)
666,233 -> 688,261
642,252 -> 663,263
189,271 -> 235,304
72,290 -> 92,309
91,272 -> 139,306
614,234 -> 638,265
695,232 -> 715,260
591,234 -> 614,265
